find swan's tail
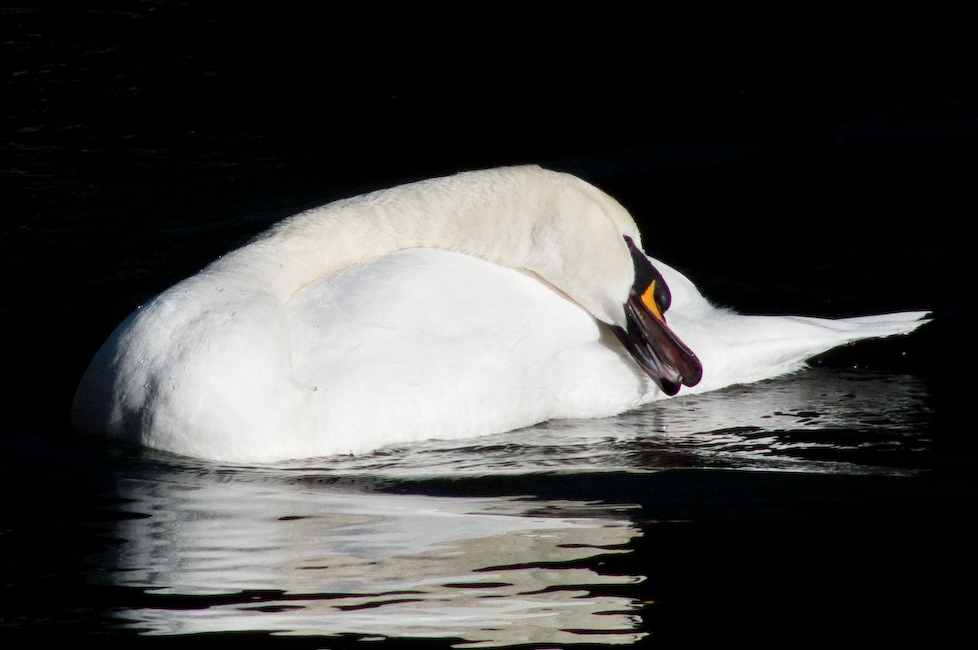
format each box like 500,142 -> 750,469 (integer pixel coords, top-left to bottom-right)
650,259 -> 930,397
671,310 -> 931,396
792,310 -> 931,338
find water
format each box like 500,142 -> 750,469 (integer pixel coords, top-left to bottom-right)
95,478 -> 642,643
3,367 -> 969,646
3,3 -> 976,647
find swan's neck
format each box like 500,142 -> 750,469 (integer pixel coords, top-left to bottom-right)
202,166 -> 638,327
227,168 -> 551,302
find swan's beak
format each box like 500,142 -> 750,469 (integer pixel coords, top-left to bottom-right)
619,281 -> 703,395
615,237 -> 702,396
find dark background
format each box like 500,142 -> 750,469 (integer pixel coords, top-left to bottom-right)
4,4 -> 976,426
3,2 -> 977,647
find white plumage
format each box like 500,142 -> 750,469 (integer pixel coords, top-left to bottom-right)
72,166 -> 928,462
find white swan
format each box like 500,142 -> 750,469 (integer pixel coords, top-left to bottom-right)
72,166 -> 928,462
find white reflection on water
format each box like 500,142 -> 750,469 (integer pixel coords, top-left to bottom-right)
86,367 -> 929,645
92,472 -> 645,646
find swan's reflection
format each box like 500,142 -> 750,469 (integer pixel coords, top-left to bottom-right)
93,470 -> 645,645
88,367 -> 928,645
614,367 -> 932,473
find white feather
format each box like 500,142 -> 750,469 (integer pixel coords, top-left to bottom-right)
72,166 -> 929,462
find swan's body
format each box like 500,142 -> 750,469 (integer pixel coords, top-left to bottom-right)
72,166 -> 928,462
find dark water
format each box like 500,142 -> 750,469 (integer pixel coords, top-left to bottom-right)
3,3 -> 977,647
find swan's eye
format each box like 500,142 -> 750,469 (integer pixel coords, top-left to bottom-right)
624,236 -> 671,315
654,279 -> 671,313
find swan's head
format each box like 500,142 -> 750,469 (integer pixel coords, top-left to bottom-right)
527,170 -> 702,395
613,236 -> 703,395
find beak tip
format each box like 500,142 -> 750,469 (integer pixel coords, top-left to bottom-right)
659,379 -> 681,396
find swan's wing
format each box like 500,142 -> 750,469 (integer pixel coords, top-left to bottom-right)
285,249 -> 651,453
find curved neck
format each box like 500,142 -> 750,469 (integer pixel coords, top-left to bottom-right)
226,167 -> 552,302
202,166 -> 639,327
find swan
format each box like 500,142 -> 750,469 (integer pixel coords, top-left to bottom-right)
72,165 -> 929,462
